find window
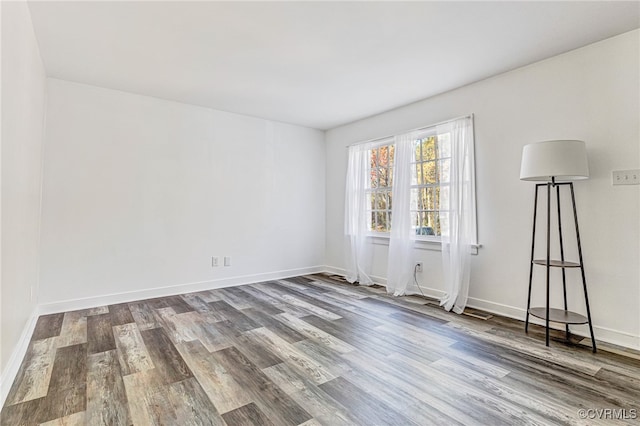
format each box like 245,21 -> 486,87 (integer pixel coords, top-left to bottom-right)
346,115 -> 476,297
410,131 -> 450,238
366,144 -> 394,233
362,117 -> 476,246
365,131 -> 451,239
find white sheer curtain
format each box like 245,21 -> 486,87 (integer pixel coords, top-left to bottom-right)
344,143 -> 374,285
386,132 -> 416,296
438,116 -> 476,314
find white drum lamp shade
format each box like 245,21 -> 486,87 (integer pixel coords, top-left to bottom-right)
520,140 -> 589,182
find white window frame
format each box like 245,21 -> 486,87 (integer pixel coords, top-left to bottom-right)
410,127 -> 447,243
359,119 -> 480,253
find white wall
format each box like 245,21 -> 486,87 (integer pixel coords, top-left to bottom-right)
39,79 -> 325,308
325,30 -> 640,349
1,1 -> 47,377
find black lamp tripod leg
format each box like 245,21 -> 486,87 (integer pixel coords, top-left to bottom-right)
545,182 -> 551,347
570,183 -> 596,353
557,184 -> 570,340
525,185 -> 540,333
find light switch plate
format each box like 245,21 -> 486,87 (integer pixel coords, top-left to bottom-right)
612,169 -> 640,185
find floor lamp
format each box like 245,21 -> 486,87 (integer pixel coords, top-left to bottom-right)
520,140 -> 596,352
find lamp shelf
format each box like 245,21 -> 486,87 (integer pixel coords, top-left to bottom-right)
532,259 -> 581,268
528,307 -> 588,325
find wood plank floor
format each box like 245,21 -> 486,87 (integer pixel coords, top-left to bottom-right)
2,274 -> 639,425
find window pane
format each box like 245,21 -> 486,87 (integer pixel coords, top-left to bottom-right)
413,141 -> 421,162
426,211 -> 437,231
379,145 -> 389,168
387,211 -> 392,232
410,189 -> 418,210
388,191 -> 393,210
366,192 -> 374,210
370,148 -> 379,168
423,160 -> 437,184
375,192 -> 386,210
440,185 -> 450,210
438,134 -> 451,158
370,167 -> 378,188
389,145 -> 395,164
439,159 -> 451,183
375,211 -> 387,232
424,187 -> 437,211
411,211 -> 419,228
388,166 -> 393,186
370,193 -> 378,210
422,137 -> 436,161
380,167 -> 390,187
414,211 -> 432,236
414,163 -> 422,185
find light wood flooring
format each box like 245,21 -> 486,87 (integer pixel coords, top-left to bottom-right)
2,274 -> 639,425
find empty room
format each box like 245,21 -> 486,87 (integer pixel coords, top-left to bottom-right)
1,1 -> 639,425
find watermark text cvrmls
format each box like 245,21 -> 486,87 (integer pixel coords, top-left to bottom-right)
578,408 -> 637,420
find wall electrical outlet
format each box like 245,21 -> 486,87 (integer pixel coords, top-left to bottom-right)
211,256 -> 219,267
224,256 -> 231,267
612,169 -> 640,185
415,262 -> 423,272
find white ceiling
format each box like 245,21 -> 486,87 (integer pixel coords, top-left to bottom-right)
27,1 -> 640,130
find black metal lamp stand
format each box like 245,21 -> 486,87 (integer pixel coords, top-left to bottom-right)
524,177 -> 596,352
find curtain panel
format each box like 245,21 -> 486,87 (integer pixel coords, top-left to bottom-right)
438,116 -> 476,313
344,143 -> 374,285
386,132 -> 417,296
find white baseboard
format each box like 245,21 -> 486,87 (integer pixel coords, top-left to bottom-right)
407,284 -> 445,300
0,308 -> 39,408
466,295 -> 640,350
322,265 -> 348,277
39,266 -> 325,315
586,325 -> 640,351
322,266 -> 640,351
323,265 -> 445,299
322,265 -> 390,287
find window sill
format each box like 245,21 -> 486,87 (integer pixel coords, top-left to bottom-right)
367,234 -> 481,255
